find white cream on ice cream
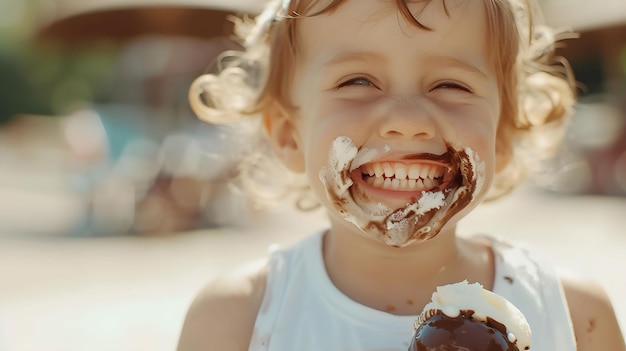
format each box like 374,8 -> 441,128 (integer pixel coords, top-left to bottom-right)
412,280 -> 531,351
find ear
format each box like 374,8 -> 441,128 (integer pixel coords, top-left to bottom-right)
263,105 -> 305,173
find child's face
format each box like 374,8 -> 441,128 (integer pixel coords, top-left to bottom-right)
274,0 -> 501,246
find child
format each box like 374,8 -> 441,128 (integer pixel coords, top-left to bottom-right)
178,0 -> 626,350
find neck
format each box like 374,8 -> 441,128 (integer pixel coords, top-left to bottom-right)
323,217 -> 493,315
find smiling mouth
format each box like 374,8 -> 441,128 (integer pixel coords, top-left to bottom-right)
360,162 -> 449,192
319,136 -> 484,247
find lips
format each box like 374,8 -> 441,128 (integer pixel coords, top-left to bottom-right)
359,162 -> 449,192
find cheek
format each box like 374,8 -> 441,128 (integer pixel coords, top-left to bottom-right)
299,101 -> 376,159
446,114 -> 498,152
299,117 -> 373,203
442,108 -> 499,176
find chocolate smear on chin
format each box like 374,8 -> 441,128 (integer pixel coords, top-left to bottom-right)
319,137 -> 483,248
364,145 -> 477,247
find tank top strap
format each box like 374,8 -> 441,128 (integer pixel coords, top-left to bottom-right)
248,243 -> 287,351
248,232 -> 325,350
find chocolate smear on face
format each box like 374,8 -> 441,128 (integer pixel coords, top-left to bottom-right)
319,136 -> 485,247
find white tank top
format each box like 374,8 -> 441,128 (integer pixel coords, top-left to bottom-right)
249,231 -> 576,351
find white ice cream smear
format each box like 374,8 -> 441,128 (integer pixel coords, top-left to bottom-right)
349,144 -> 391,172
464,146 -> 485,200
323,136 -> 357,196
384,191 -> 446,246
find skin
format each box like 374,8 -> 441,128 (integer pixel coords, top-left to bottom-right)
177,1 -> 626,350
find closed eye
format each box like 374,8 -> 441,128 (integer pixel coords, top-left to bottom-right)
336,77 -> 379,89
431,82 -> 473,93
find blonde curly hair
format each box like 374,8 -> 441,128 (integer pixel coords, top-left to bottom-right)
189,0 -> 576,208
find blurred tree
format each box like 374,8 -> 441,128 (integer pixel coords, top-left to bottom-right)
0,49 -> 50,124
0,0 -> 116,125
0,44 -> 116,124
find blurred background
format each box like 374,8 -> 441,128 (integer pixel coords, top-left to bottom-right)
0,0 -> 266,237
0,0 -> 625,350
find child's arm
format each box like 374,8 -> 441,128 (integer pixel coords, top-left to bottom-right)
177,260 -> 268,351
562,273 -> 626,351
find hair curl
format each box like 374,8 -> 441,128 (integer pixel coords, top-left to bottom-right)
189,0 -> 576,207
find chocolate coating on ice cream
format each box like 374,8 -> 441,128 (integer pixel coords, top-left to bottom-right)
319,136 -> 485,247
410,281 -> 531,351
409,310 -> 522,351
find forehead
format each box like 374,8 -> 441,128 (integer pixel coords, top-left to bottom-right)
294,0 -> 491,71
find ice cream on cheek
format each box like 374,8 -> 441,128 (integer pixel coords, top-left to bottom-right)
319,136 -> 485,247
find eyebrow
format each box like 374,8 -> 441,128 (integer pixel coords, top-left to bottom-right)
422,54 -> 488,78
321,51 -> 487,78
321,51 -> 387,68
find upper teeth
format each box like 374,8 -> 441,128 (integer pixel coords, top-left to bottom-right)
361,162 -> 446,181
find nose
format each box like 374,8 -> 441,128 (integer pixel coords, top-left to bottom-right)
378,98 -> 436,140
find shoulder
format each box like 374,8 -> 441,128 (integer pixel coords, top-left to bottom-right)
177,258 -> 269,351
560,271 -> 625,351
